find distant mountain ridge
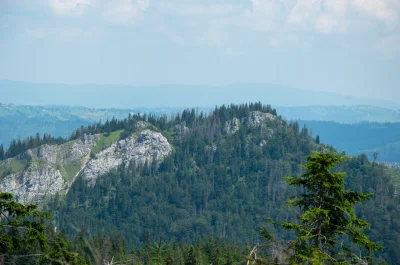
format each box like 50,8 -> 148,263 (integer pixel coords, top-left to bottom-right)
1,80 -> 399,109
277,105 -> 400,123
298,120 -> 400,162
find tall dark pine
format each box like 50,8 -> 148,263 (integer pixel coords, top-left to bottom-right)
0,144 -> 4,160
282,151 -> 382,265
185,246 -> 197,265
316,135 -> 320,144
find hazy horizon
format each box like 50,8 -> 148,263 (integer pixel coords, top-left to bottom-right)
1,0 -> 400,102
1,80 -> 399,110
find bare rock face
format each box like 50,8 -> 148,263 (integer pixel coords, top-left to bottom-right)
60,137 -> 98,165
243,111 -> 275,127
136,121 -> 153,130
0,164 -> 65,205
0,127 -> 171,204
0,129 -> 171,204
220,111 -> 274,149
83,130 -> 172,186
224,112 -> 275,135
224,118 -> 240,134
0,135 -> 98,204
37,144 -> 59,164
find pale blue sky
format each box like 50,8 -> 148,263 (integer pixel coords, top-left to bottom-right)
0,0 -> 399,101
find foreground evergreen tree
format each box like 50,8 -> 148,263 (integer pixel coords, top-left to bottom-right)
282,152 -> 382,264
40,234 -> 86,265
0,192 -> 85,265
0,192 -> 50,263
184,246 -> 196,265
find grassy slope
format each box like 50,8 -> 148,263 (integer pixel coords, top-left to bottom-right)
91,130 -> 124,155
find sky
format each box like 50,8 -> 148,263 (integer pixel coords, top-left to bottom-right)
0,0 -> 399,102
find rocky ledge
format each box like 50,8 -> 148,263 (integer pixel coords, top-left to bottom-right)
83,129 -> 172,186
0,127 -> 171,204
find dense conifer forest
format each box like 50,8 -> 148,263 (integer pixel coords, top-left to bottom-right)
1,103 -> 400,264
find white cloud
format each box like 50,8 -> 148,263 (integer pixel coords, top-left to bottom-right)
103,0 -> 149,26
49,0 -> 93,16
177,4 -> 240,17
16,0 -> 400,59
43,0 -> 150,25
137,0 -> 149,10
40,0 -> 399,36
284,0 -> 400,33
242,0 -> 287,31
351,0 -> 399,24
323,0 -> 348,14
153,1 -> 242,18
243,0 -> 400,34
287,0 -> 321,28
315,14 -> 336,33
315,14 -> 345,33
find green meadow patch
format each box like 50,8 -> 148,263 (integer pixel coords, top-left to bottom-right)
91,130 -> 124,156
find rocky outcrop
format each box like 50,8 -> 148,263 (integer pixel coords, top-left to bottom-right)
59,136 -> 98,165
0,134 -> 99,204
0,128 -> 172,204
37,145 -> 59,164
0,128 -> 171,204
223,112 -> 275,135
83,130 -> 171,186
0,164 -> 65,204
224,118 -> 240,134
243,111 -> 275,127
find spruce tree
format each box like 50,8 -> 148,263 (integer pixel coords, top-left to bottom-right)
150,241 -> 167,265
185,246 -> 196,265
40,234 -> 86,265
0,192 -> 86,264
0,192 -> 50,257
282,151 -> 382,265
0,144 -> 4,160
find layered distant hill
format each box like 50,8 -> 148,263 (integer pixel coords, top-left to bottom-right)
298,120 -> 400,162
1,80 -> 399,109
277,105 -> 400,123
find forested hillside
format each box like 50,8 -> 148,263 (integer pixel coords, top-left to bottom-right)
3,102 -> 400,166
298,121 -> 400,162
23,103 -> 397,264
